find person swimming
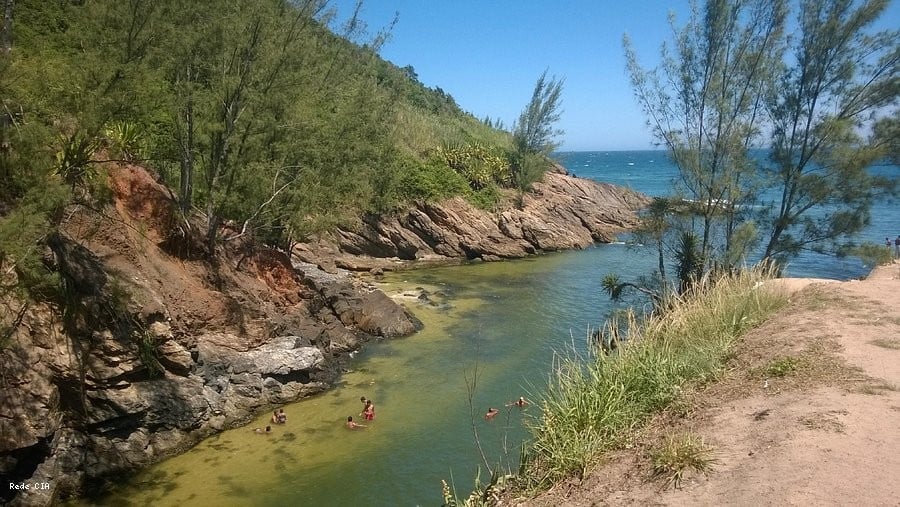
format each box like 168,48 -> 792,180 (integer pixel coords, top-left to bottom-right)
511,397 -> 528,408
346,416 -> 366,429
254,425 -> 273,434
484,408 -> 499,420
361,399 -> 375,421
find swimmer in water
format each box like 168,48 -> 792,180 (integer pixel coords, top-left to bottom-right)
346,416 -> 366,429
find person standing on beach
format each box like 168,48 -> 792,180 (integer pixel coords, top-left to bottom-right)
895,236 -> 900,259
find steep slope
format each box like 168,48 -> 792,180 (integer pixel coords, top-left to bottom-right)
0,163 -> 420,506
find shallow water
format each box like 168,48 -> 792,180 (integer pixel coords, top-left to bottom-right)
88,247 -> 657,507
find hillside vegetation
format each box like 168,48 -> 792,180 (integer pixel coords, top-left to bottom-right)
0,0 -> 559,319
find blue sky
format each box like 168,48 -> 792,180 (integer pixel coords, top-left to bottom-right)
330,1 -> 900,151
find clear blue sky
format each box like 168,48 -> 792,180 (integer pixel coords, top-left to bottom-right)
330,1 -> 900,151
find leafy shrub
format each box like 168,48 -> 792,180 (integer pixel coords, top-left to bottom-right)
467,185 -> 502,211
104,121 -> 145,162
434,143 -> 511,190
397,159 -> 472,202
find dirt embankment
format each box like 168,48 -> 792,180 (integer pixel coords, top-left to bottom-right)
517,264 -> 900,506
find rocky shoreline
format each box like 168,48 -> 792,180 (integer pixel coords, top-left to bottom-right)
0,164 -> 645,506
295,169 -> 648,273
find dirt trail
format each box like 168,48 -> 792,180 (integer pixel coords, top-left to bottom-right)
519,264 -> 900,507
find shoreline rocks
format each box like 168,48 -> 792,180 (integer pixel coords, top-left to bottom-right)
294,171 -> 648,272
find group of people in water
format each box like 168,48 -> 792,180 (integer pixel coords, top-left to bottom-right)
255,394 -> 528,433
484,397 -> 529,421
346,396 -> 376,429
252,408 -> 288,434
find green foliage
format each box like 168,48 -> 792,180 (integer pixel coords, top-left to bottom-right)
0,183 -> 69,301
434,143 -> 511,190
522,267 -> 787,488
103,121 -> 145,162
841,241 -> 894,268
2,0 -> 516,257
625,0 -> 785,268
763,0 -> 899,261
508,151 -> 550,194
55,131 -> 101,189
512,70 -> 564,156
467,185 -> 502,211
674,232 -> 704,293
506,71 -> 565,196
396,158 -> 472,203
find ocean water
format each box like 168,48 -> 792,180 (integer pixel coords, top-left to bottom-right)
92,151 -> 898,507
558,150 -> 900,279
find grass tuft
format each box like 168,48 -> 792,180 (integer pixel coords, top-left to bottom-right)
765,356 -> 800,377
650,432 -> 717,489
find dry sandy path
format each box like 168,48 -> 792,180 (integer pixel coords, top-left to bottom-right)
517,264 -> 900,507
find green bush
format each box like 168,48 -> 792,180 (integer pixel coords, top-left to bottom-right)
467,185 -> 502,211
434,143 -> 511,190
397,159 -> 472,202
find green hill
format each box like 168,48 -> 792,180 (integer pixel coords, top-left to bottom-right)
0,0 -> 534,304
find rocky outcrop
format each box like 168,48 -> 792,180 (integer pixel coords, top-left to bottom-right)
294,171 -> 648,272
0,164 -> 422,506
0,265 -> 419,506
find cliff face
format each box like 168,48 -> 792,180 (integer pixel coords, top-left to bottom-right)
0,164 -> 420,506
294,170 -> 648,272
0,165 -> 644,506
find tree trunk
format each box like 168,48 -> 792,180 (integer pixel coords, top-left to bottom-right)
179,96 -> 194,214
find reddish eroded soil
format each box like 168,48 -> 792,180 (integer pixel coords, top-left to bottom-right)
66,162 -> 308,344
515,264 -> 900,507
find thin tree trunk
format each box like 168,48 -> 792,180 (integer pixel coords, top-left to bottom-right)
179,96 -> 194,214
1,0 -> 11,56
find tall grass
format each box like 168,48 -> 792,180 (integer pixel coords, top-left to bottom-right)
520,267 -> 787,488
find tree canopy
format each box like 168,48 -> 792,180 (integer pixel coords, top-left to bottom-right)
625,0 -> 898,277
0,0 -> 532,314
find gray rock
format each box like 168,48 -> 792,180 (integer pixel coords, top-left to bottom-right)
157,340 -> 194,376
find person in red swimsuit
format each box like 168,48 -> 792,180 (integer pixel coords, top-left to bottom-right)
361,399 -> 375,421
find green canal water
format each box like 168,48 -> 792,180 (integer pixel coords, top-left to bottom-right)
90,245 -> 656,507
